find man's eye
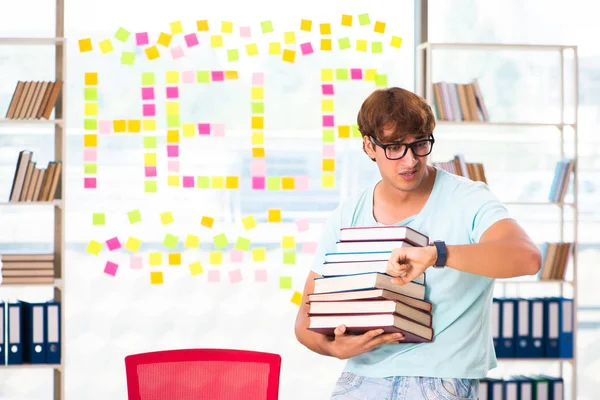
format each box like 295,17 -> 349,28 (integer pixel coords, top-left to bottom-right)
387,145 -> 402,152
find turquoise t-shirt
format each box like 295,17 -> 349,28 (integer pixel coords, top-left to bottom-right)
311,168 -> 511,379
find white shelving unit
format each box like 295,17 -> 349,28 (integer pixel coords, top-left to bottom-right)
416,42 -> 579,400
0,0 -> 66,399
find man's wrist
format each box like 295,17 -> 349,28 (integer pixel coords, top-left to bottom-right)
427,244 -> 438,267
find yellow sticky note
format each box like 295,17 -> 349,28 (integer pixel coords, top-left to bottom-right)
374,21 -> 386,34
291,291 -> 303,306
251,116 -> 264,129
320,23 -> 331,35
125,237 -> 141,252
160,211 -> 174,225
145,46 -> 160,60
99,39 -> 113,54
252,133 -> 264,145
185,234 -> 200,248
79,38 -> 92,52
84,72 -> 98,86
221,21 -> 233,33
281,177 -> 294,190
211,176 -> 225,189
189,261 -> 203,276
252,147 -> 265,158
268,209 -> 282,222
182,123 -> 195,137
158,32 -> 172,47
282,49 -> 295,63
322,174 -> 336,188
251,87 -> 264,100
211,35 -> 223,48
128,120 -> 141,133
166,70 -> 179,84
322,158 -> 335,172
168,253 -> 181,266
86,240 -> 102,255
149,252 -> 162,266
167,175 -> 180,187
246,43 -> 259,56
226,176 -> 239,189
209,251 -> 223,265
300,19 -> 312,32
321,99 -> 334,113
321,69 -> 333,81
150,271 -> 164,285
268,42 -> 281,55
167,129 -> 179,143
321,39 -> 332,51
341,14 -> 353,26
143,119 -> 156,131
338,125 -> 351,138
242,215 -> 257,230
166,102 -> 179,116
284,31 -> 296,44
113,120 -> 126,133
83,134 -> 97,147
201,216 -> 214,228
144,153 -> 156,166
365,69 -> 377,81
225,70 -> 238,80
282,236 -> 296,249
196,20 -> 209,31
391,36 -> 403,49
170,21 -> 184,35
356,40 -> 368,52
252,248 -> 266,262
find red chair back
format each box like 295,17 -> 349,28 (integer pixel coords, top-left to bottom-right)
125,349 -> 281,400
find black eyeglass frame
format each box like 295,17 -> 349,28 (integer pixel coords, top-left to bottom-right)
369,134 -> 435,160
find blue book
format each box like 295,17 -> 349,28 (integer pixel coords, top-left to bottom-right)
515,298 -> 534,358
543,298 -> 560,358
0,302 -> 4,365
20,301 -> 46,364
558,297 -> 573,359
529,298 -> 545,358
45,301 -> 61,364
7,302 -> 22,365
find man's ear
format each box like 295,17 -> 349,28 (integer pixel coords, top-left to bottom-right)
363,136 -> 376,162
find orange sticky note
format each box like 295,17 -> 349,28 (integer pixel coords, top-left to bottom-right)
157,32 -> 172,47
79,38 -> 93,52
168,253 -> 181,265
85,72 -> 98,86
83,134 -> 97,147
300,19 -> 312,31
268,209 -> 282,222
145,46 -> 160,60
128,120 -> 141,133
113,119 -> 126,133
197,20 -> 209,31
251,116 -> 264,129
201,216 -> 214,228
167,130 -> 179,143
150,271 -> 164,284
291,291 -> 302,306
341,14 -> 353,27
226,176 -> 239,189
374,21 -> 386,34
320,23 -> 331,35
281,177 -> 294,190
252,147 -> 265,158
322,158 -> 335,172
321,39 -> 332,51
338,125 -> 351,138
282,49 -> 295,63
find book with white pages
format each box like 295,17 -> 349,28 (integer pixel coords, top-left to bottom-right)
336,240 -> 414,253
324,251 -> 392,263
308,288 -> 432,312
340,226 -> 429,247
321,260 -> 425,285
313,272 -> 425,300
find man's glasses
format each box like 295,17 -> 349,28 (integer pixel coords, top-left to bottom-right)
369,135 -> 435,160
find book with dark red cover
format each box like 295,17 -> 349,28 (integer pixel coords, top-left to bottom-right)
339,226 -> 429,247
308,288 -> 433,312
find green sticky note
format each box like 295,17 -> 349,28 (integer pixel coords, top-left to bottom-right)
376,74 -> 388,87
84,163 -> 97,174
121,52 -> 135,66
322,129 -> 335,143
115,27 -> 131,43
352,124 -> 361,138
261,21 -> 274,33
267,176 -> 281,191
84,88 -> 98,101
145,180 -> 157,193
335,68 -> 349,80
371,42 -> 383,54
279,276 -> 292,289
163,233 -> 178,249
251,102 -> 264,114
214,233 -> 229,249
283,251 -> 296,265
227,49 -> 239,62
358,13 -> 370,25
128,210 -> 142,224
84,119 -> 97,131
167,115 -> 180,128
197,71 -> 210,83
338,37 -> 351,50
143,136 -> 157,149
141,72 -> 155,86
92,213 -> 105,226
235,237 -> 251,251
196,176 -> 210,188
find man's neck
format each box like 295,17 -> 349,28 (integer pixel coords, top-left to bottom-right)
377,165 -> 436,205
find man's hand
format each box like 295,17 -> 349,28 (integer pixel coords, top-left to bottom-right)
387,246 -> 437,285
329,325 -> 404,360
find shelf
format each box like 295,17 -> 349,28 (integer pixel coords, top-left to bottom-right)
435,121 -> 576,128
498,358 -> 573,363
0,119 -> 63,126
0,200 -> 63,208
0,364 -> 62,370
418,42 -> 576,52
0,37 -> 65,45
0,280 -> 63,289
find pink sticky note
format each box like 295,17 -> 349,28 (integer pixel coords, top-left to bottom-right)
207,270 -> 220,283
130,256 -> 143,269
230,249 -> 244,263
167,145 -> 179,157
104,261 -> 118,276
255,269 -> 267,282
240,26 -> 251,37
322,144 -> 335,158
168,160 -> 180,172
166,86 -> 179,99
182,70 -> 195,84
84,177 -> 96,189
184,33 -> 199,47
198,123 -> 210,135
145,166 -> 157,177
143,104 -> 155,117
83,148 -> 97,162
351,68 -> 363,80
300,42 -> 314,55
99,120 -> 112,135
211,71 -> 224,81
229,269 -> 242,283
295,218 -> 309,232
211,123 -> 225,136
322,84 -> 334,95
251,159 -> 266,176
322,115 -> 334,127
170,46 -> 184,59
252,72 -> 264,85
136,32 -> 149,46
302,242 -> 318,254
295,175 -> 309,191
141,87 -> 154,100
252,176 -> 265,190
183,176 -> 195,187
106,237 -> 121,251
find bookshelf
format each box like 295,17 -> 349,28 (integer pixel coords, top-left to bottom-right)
416,42 -> 579,400
0,0 -> 66,399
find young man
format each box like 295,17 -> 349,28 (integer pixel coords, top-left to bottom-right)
294,87 -> 541,399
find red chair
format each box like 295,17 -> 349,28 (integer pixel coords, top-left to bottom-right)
125,349 -> 281,400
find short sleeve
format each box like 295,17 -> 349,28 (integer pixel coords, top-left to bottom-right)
466,182 -> 512,244
310,205 -> 343,276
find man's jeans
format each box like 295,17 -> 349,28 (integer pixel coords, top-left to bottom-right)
331,372 -> 479,399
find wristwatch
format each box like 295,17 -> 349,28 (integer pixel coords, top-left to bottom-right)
430,240 -> 447,268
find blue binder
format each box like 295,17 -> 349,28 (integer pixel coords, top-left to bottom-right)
558,297 -> 573,359
537,374 -> 564,400
497,298 -> 517,358
529,298 -> 545,358
20,301 -> 46,364
515,298 -> 533,358
0,302 -> 4,365
510,375 -> 534,400
544,298 -> 560,358
45,301 -> 61,364
7,302 -> 22,364
485,377 -> 504,400
492,298 -> 501,357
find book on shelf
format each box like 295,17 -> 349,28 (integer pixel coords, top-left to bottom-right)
8,150 -> 62,203
480,375 -> 563,400
0,253 -> 55,285
548,158 -> 574,203
432,78 -> 489,122
433,154 -> 487,184
538,242 -> 573,281
4,80 -> 63,120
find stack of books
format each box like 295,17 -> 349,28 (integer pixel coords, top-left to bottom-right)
1,254 -> 55,285
4,80 -> 63,120
9,150 -> 62,203
307,226 -> 434,343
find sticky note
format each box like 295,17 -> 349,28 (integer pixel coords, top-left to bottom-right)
166,101 -> 179,116
235,237 -> 251,251
130,256 -> 142,269
189,261 -> 203,276
84,178 -> 96,190
207,270 -> 220,282
92,213 -> 105,226
322,99 -> 334,113
170,21 -> 183,34
279,276 -> 292,289
84,103 -> 98,116
79,38 -> 92,52
376,74 -> 388,87
98,120 -> 111,134
252,248 -> 266,262
356,40 -> 367,52
166,129 -> 179,143
143,119 -> 156,131
168,253 -> 181,266
163,234 -> 178,249
391,36 -> 403,48
214,233 -> 228,249
84,133 -> 98,147
282,236 -> 295,249
196,20 -> 209,31
252,147 -> 265,158
85,72 -> 98,86
251,116 -> 264,129
338,125 -> 351,138
167,175 -> 180,187
84,164 -> 97,174
150,271 -> 163,285
136,32 -> 149,46
341,14 -> 353,26
323,158 -> 335,171
86,240 -> 102,255
225,176 -> 238,189
358,13 -> 370,25
84,119 -> 97,131
185,234 -> 200,248
211,71 -> 224,81
211,176 -> 225,189
160,212 -> 174,225
145,181 -> 157,193
157,32 -> 172,47
143,136 -> 157,149
351,68 -> 363,80
149,252 -> 162,266
302,242 -> 318,253
145,166 -> 156,177
104,261 -> 118,276
284,31 -> 296,44
295,218 -> 309,232
229,269 -> 242,283
211,35 -> 223,48
185,33 -> 199,48
267,177 -> 280,191
322,174 -> 336,188
251,87 -> 264,100
283,252 -> 296,265
246,43 -> 259,56
145,46 -> 160,60
255,269 -> 267,282
221,21 -> 233,33
322,84 -> 334,95
261,21 -> 274,33
251,102 -> 264,114
336,68 -> 349,80
84,87 -> 98,101
182,176 -> 194,188
196,177 -> 210,188
321,39 -> 332,51
282,49 -> 295,63
321,69 -> 333,81
242,215 -> 257,230
170,47 -> 184,59
124,237 -> 141,253
365,69 -> 377,81
201,216 -> 214,228
141,72 -> 155,86
291,291 -> 302,306
372,42 -> 383,54
322,129 -> 335,143
144,153 -> 156,166
227,49 -> 239,62
322,115 -> 334,127
268,42 -> 281,55
374,21 -> 386,34
106,237 -> 121,251
128,120 -> 141,133
338,37 -> 351,50
209,251 -> 223,265
300,19 -> 312,31
252,72 -> 264,85
99,39 -> 113,54
142,104 -> 155,117
125,209 -> 141,224
252,176 -> 265,189
230,250 -> 244,263
320,23 -> 331,35
115,27 -> 131,43
240,26 -> 251,37
268,209 -> 282,222
281,177 -> 294,190
84,148 -> 97,162
300,42 -> 314,55
352,124 -> 361,138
